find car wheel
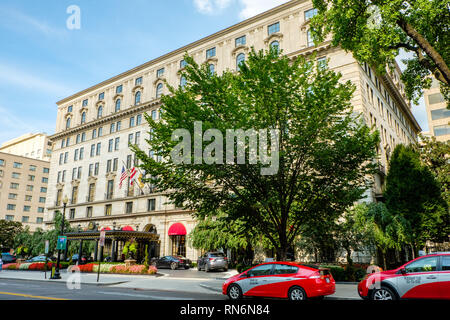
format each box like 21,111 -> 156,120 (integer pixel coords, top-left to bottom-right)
371,286 -> 397,301
185,266 -> 190,270
228,284 -> 243,300
288,286 -> 307,301
170,262 -> 178,270
197,264 -> 201,271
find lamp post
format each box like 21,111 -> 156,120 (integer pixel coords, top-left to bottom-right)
51,195 -> 68,279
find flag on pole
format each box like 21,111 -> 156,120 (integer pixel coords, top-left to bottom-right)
119,166 -> 128,189
129,167 -> 137,185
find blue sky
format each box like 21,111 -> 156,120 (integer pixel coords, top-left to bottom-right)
0,0 -> 428,143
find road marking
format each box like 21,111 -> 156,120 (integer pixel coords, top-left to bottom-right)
0,291 -> 69,300
97,291 -> 196,300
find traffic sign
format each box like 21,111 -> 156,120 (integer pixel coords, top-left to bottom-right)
99,231 -> 106,247
56,236 -> 67,250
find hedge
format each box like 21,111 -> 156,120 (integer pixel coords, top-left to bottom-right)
2,262 -> 65,271
68,263 -> 157,275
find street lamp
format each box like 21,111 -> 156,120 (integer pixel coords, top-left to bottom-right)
51,195 -> 68,279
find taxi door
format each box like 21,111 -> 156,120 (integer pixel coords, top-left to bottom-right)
398,256 -> 441,299
438,255 -> 450,299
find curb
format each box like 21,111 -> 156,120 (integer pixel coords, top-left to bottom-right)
199,284 -> 222,294
0,276 -> 128,287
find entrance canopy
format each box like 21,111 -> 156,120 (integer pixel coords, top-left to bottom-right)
168,223 -> 186,236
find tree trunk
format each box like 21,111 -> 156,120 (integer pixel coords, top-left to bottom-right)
345,247 -> 353,266
276,247 -> 288,261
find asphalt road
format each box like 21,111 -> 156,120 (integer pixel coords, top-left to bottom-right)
0,279 -> 226,300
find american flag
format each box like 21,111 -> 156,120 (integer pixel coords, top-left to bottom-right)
119,166 -> 128,189
129,167 -> 137,185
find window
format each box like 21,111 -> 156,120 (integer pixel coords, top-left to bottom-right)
206,47 -> 216,59
66,117 -> 71,129
68,105 -> 73,113
38,207 -> 44,213
307,30 -> 314,47
90,144 -> 95,157
27,195 -> 35,202
69,208 -> 75,219
82,99 -> 88,107
135,91 -> 141,105
30,165 -> 36,172
442,256 -> 450,271
76,134 -> 81,144
434,124 -> 450,137
81,112 -> 86,124
80,147 -> 84,160
94,162 -> 99,176
270,40 -> 280,54
136,114 -> 142,125
10,183 -> 19,189
129,116 -> 135,127
156,83 -> 163,98
148,199 -> 156,211
7,204 -> 16,210
135,131 -> 141,145
317,57 -> 327,69
36,217 -> 43,224
13,162 -> 23,169
105,204 -> 112,216
92,129 -> 97,139
43,167 -> 49,174
116,85 -> 123,94
28,175 -> 35,182
405,257 -> 437,273
22,216 -> 29,223
157,68 -> 165,78
74,149 -> 79,161
108,139 -> 113,152
236,53 -> 245,71
98,127 -> 103,137
6,215 -> 14,221
180,76 -> 187,88
115,137 -> 120,151
115,99 -> 121,112
89,164 -> 94,176
268,22 -> 280,35
8,193 -> 17,200
88,183 -> 95,202
113,158 -> 118,171
128,133 -> 134,144
81,132 -> 86,142
304,8 -> 318,20
180,59 -> 187,69
110,123 -> 116,134
106,180 -> 114,200
41,187 -> 47,193
77,166 -> 82,179
26,185 -> 33,191
96,143 -> 101,156
97,106 -> 103,118
248,264 -> 273,277
0,159 -> 4,166
235,35 -> 246,47
126,155 -> 132,169
12,172 -> 20,179
126,202 -> 133,214
86,206 -> 93,218
99,92 -> 104,100
135,77 -> 142,86
72,167 -> 77,180
64,152 -> 68,163
23,206 -> 31,212
431,108 -> 450,120
208,64 -> 215,76
62,170 -> 66,182
106,159 -> 112,173
273,264 -> 298,275
71,186 -> 78,204
428,93 -> 445,104
151,110 -> 158,120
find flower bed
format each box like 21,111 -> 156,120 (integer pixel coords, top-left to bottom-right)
2,262 -> 62,271
68,263 -> 157,275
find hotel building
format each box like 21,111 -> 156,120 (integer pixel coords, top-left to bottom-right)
44,0 -> 421,262
0,133 -> 53,161
424,79 -> 450,142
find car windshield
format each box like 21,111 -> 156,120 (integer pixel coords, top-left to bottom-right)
209,253 -> 225,257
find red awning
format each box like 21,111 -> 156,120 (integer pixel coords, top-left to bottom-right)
101,227 -> 111,231
168,223 -> 186,236
122,226 -> 134,231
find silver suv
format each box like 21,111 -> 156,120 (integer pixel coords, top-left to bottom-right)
197,252 -> 228,272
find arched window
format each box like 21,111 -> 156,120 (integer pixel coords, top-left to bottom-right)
97,106 -> 103,119
156,83 -> 163,98
236,53 -> 245,71
270,41 -> 280,54
135,91 -> 141,105
115,99 -> 121,112
81,112 -> 86,124
180,76 -> 187,88
208,64 -> 215,76
66,117 -> 71,129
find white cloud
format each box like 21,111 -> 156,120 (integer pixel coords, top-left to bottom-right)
193,0 -> 289,19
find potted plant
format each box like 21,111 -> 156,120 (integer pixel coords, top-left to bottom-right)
123,239 -> 138,267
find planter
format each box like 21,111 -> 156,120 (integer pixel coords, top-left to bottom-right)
124,259 -> 137,267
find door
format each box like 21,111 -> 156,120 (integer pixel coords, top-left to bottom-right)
240,264 -> 274,297
438,255 -> 450,299
398,256 -> 440,299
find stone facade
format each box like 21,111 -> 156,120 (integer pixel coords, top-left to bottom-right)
44,0 -> 420,262
0,133 -> 52,161
424,79 -> 449,142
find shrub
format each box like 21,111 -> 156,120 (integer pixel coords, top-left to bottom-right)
128,265 -> 147,274
321,265 -> 346,282
77,263 -> 95,273
19,263 -> 32,270
111,265 -> 128,274
148,265 -> 157,275
3,263 -> 19,270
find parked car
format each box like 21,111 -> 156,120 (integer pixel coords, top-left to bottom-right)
26,255 -> 50,263
1,253 -> 16,264
223,262 -> 335,300
358,252 -> 450,300
197,252 -> 228,272
151,256 -> 191,270
67,254 -> 88,265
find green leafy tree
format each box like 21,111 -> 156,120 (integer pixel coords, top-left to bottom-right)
384,144 -> 449,257
311,0 -> 450,106
132,49 -> 379,260
0,220 -> 23,252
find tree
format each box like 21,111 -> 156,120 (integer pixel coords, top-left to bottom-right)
384,144 -> 449,257
418,135 -> 450,205
0,220 -> 23,252
132,48 -> 379,260
311,0 -> 450,106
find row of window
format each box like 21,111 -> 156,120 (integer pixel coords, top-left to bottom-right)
3,179 -> 48,191
8,192 -> 46,200
0,160 -> 49,173
6,204 -> 45,213
4,215 -> 44,223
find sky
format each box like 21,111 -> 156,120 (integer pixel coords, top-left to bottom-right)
0,0 -> 428,144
